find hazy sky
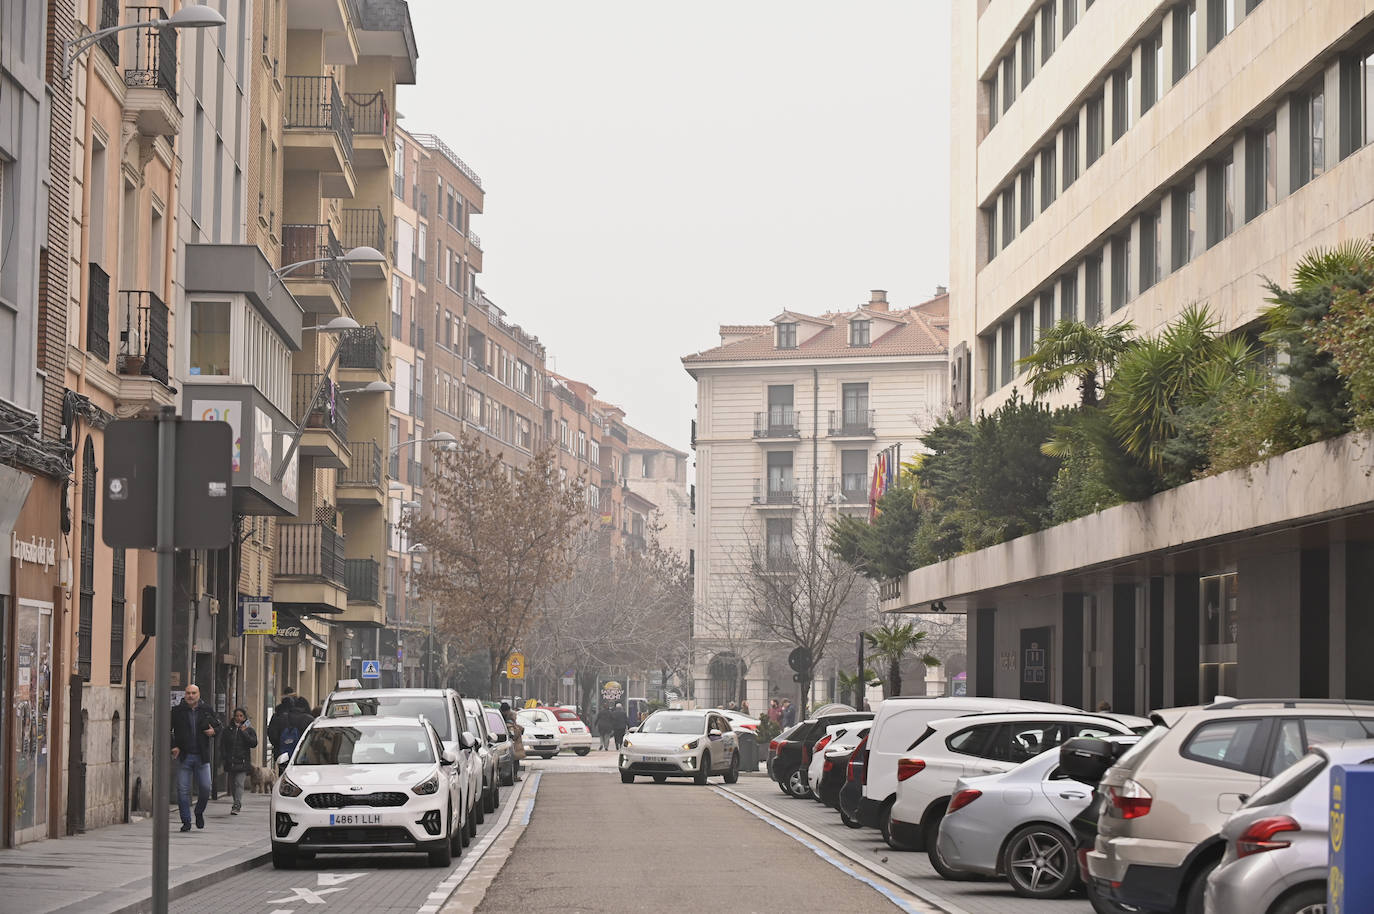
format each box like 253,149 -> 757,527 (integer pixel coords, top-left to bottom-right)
399,1 -> 951,452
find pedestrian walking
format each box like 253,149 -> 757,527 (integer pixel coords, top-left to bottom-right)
768,699 -> 782,725
781,698 -> 796,727
611,702 -> 630,750
595,706 -> 614,751
501,702 -> 525,781
221,707 -> 258,815
1096,699 -> 1112,712
740,699 -> 750,716
170,684 -> 222,832
266,696 -> 313,771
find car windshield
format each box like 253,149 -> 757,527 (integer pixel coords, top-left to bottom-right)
551,709 -> 580,721
640,713 -> 706,735
517,710 -> 549,725
295,725 -> 435,765
485,710 -> 507,735
324,695 -> 452,740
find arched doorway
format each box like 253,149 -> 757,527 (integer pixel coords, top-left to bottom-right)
707,652 -> 746,707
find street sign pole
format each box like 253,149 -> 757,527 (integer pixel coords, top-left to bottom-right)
151,406 -> 176,913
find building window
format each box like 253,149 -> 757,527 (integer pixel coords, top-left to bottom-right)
1172,177 -> 1199,270
987,76 -> 999,130
1021,29 -> 1035,90
1059,273 -> 1077,322
1086,92 -> 1105,165
188,300 -> 230,376
1340,44 -> 1374,158
1140,206 -> 1162,292
842,382 -> 869,427
984,205 -> 998,263
1018,305 -> 1034,368
1207,0 -> 1235,50
1001,186 -> 1016,247
1038,291 -> 1054,337
768,384 -> 794,430
1246,118 -> 1278,221
1040,145 -> 1056,211
1062,120 -> 1079,188
110,547 -> 126,683
765,517 -> 793,570
1085,252 -> 1104,325
1292,80 -> 1325,189
1002,55 -> 1017,111
766,450 -> 793,500
1173,1 -> 1198,81
1019,166 -> 1034,230
1000,320 -> 1015,387
1141,30 -> 1164,113
849,319 -> 870,347
78,437 -> 96,681
1111,61 -> 1132,142
1063,0 -> 1077,36
1110,233 -> 1131,311
1207,151 -> 1236,246
841,450 -> 867,499
776,321 -> 797,349
1040,2 -> 1056,64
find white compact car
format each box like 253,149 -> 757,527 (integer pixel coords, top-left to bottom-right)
270,717 -> 465,869
891,711 -> 1132,871
516,709 -> 562,758
620,709 -> 740,784
539,706 -> 594,755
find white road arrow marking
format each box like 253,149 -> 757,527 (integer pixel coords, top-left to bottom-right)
267,886 -> 348,905
317,873 -> 367,887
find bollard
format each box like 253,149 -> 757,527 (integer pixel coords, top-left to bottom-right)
1328,764 -> 1374,914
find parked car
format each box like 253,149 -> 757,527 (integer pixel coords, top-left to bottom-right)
322,686 -> 480,846
711,708 -> 760,733
483,707 -> 517,786
270,716 -> 465,869
620,709 -> 740,784
461,698 -> 500,817
893,712 -> 1133,868
838,732 -> 869,828
938,734 -> 1140,899
766,722 -> 805,782
1089,698 -> 1374,914
811,725 -> 869,810
1059,735 -> 1148,914
859,696 -> 1077,846
516,708 -> 562,758
774,711 -> 872,799
537,706 -> 594,755
1207,738 -> 1374,914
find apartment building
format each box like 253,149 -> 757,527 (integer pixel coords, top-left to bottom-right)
683,290 -> 949,708
624,425 -> 695,565
549,375 -> 605,500
885,0 -> 1374,712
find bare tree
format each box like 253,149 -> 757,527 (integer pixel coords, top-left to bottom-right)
691,589 -> 769,709
405,436 -> 585,696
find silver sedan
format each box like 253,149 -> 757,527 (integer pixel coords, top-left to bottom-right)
936,745 -> 1099,899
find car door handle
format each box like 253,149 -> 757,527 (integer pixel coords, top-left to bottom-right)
1060,792 -> 1087,800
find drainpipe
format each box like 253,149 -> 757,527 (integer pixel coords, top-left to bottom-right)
123,632 -> 152,822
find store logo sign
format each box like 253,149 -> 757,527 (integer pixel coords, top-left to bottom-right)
12,532 -> 56,571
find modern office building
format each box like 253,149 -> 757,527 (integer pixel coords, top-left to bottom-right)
885,0 -> 1374,712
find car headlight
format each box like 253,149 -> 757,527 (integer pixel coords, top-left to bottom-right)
412,772 -> 441,796
623,739 -> 634,749
681,739 -> 700,751
278,776 -> 303,798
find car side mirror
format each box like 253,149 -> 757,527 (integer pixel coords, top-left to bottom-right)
628,727 -> 639,734
276,753 -> 291,768
459,731 -> 477,751
709,729 -> 722,738
440,749 -> 458,767
493,732 -> 507,742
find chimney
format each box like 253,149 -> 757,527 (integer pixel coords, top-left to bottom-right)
934,284 -> 948,297
868,290 -> 889,312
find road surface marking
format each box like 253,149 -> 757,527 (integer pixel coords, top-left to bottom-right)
266,885 -> 348,905
316,873 -> 366,886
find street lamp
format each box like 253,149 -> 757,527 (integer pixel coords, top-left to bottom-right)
267,246 -> 386,299
63,4 -> 225,80
271,317 -> 362,482
391,430 -> 458,454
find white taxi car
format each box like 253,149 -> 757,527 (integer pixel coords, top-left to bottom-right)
516,709 -> 562,759
619,709 -> 740,785
270,717 -> 463,869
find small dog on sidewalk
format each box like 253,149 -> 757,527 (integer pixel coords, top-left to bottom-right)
248,765 -> 276,793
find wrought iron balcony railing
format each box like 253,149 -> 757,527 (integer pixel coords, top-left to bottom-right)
339,440 -> 382,490
828,408 -> 876,436
124,7 -> 177,100
87,263 -> 111,363
116,290 -> 169,384
343,91 -> 389,136
283,75 -> 353,161
281,222 -> 350,304
753,477 -> 796,505
338,325 -> 386,373
754,408 -> 799,438
293,373 -> 349,442
340,207 -> 386,254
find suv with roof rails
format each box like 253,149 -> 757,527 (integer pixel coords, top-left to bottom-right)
1089,697 -> 1374,914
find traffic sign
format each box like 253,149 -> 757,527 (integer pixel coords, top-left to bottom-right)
361,660 -> 380,679
506,652 -> 525,680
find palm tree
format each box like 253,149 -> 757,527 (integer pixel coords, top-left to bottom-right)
1017,318 -> 1137,407
863,620 -> 940,698
837,668 -> 876,708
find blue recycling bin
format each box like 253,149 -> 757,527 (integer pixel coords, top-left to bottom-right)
1328,764 -> 1374,914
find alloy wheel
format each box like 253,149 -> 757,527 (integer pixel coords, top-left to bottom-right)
1007,830 -> 1073,898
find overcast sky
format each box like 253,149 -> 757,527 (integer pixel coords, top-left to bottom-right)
399,1 -> 951,452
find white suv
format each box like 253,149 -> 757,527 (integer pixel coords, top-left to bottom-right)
890,711 -> 1132,874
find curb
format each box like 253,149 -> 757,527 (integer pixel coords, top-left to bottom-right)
46,848 -> 273,914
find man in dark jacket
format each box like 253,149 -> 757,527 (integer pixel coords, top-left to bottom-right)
594,707 -> 614,751
610,703 -> 630,750
170,685 -> 222,831
221,707 -> 258,814
266,696 -> 314,771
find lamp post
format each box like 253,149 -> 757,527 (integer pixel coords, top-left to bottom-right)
271,314 -> 361,482
62,3 -> 225,81
390,430 -> 458,454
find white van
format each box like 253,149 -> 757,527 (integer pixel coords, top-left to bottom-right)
858,696 -> 1075,843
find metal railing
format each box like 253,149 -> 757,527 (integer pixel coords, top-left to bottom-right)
293,373 -> 349,442
87,263 -> 111,363
338,325 -> 386,373
753,477 -> 796,505
340,207 -> 385,254
409,133 -> 484,188
838,474 -> 868,503
343,90 -> 389,136
276,522 -> 347,585
467,229 -> 482,250
283,75 -> 353,161
339,440 -> 382,490
828,409 -> 876,436
344,558 -> 380,604
98,0 -> 120,64
125,7 -> 176,100
407,459 -> 423,488
281,222 -> 351,304
116,290 -> 169,384
754,409 -> 799,438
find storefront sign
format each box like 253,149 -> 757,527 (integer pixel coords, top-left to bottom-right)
239,597 -> 275,634
193,400 -> 242,472
271,612 -> 306,647
11,532 -> 56,571
600,679 -> 625,703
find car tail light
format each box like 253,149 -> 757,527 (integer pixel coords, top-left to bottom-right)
558,725 -> 568,734
860,743 -> 870,785
847,736 -> 868,783
824,759 -> 834,773
769,740 -> 780,754
815,734 -> 833,754
1236,816 -> 1300,858
897,758 -> 926,782
1107,778 -> 1153,819
947,789 -> 982,813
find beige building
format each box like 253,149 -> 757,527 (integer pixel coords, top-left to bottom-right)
624,425 -> 695,565
683,290 -> 949,708
891,1 -> 1374,713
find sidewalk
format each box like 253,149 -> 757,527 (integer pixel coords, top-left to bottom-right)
0,793 -> 271,914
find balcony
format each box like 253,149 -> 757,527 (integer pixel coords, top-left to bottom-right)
344,558 -> 380,603
337,324 -> 387,384
86,263 -> 111,365
122,7 -> 181,138
97,0 -> 120,65
283,75 -> 355,198
344,91 -> 392,168
292,373 -> 351,469
275,523 -> 348,613
828,408 -> 876,438
337,440 -> 384,506
282,223 -> 350,314
115,290 -> 174,412
754,409 -> 799,440
752,477 -> 797,508
837,475 -> 869,511
340,207 -> 387,278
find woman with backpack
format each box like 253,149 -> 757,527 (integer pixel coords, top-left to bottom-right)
267,696 -> 313,771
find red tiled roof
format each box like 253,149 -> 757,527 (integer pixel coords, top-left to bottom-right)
624,423 -> 686,456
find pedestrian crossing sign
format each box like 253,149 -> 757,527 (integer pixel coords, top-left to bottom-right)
361,660 -> 380,679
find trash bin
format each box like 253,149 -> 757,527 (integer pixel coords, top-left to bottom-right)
736,729 -> 759,772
